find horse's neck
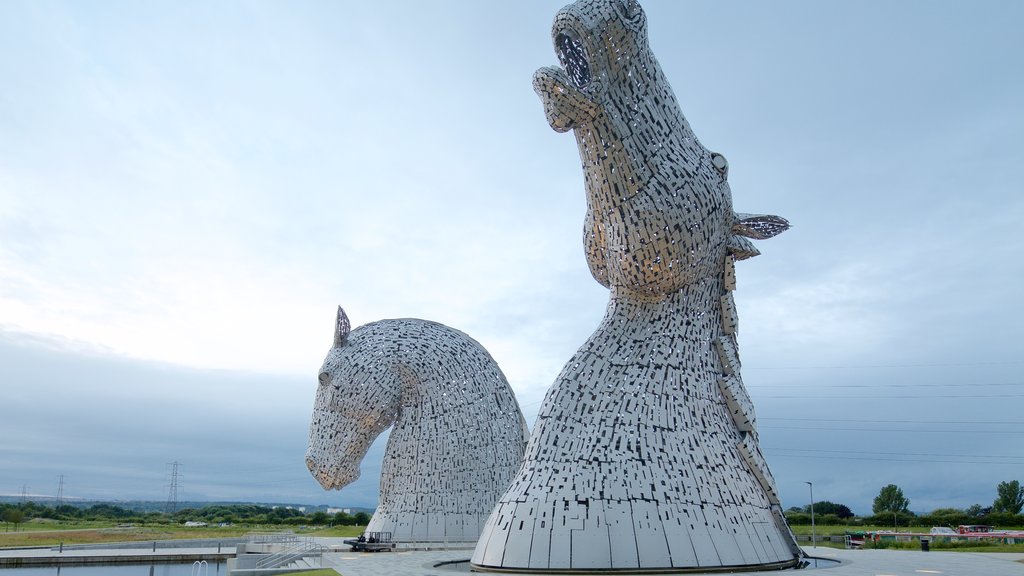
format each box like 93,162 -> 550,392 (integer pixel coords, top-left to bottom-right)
606,275 -> 725,329
380,353 -> 472,491
390,356 -> 450,408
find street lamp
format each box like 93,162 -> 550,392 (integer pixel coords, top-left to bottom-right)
805,481 -> 816,548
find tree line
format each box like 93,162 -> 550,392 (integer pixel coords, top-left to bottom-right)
784,480 -> 1024,527
1,501 -> 370,532
7,480 -> 1021,532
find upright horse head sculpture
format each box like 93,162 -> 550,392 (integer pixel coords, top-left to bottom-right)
307,307 -> 528,546
473,0 -> 799,572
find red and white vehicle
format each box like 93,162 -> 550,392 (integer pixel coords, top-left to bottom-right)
956,525 -> 1024,538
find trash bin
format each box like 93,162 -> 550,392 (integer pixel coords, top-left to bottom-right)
920,537 -> 930,551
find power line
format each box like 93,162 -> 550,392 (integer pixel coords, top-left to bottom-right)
755,393 -> 1024,399
761,417 -> 1024,425
764,452 -> 1021,466
748,382 -> 1021,389
747,360 -> 1024,370
221,478 -> 322,487
762,446 -> 1024,462
761,425 -> 1024,434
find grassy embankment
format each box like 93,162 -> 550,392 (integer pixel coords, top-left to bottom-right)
6,520 -> 1022,553
790,525 -> 1024,552
0,519 -> 364,548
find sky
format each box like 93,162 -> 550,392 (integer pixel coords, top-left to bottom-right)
1,0 -> 1022,517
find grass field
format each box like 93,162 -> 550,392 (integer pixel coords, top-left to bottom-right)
864,540 -> 1024,553
790,525 -> 1024,553
0,519 -> 365,548
2,519 -> 120,532
310,525 -> 365,538
4,520 -> 1022,554
790,524 -> 929,536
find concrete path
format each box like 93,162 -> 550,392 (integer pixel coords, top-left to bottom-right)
0,545 -> 235,567
319,547 -> 1024,576
4,541 -> 1022,575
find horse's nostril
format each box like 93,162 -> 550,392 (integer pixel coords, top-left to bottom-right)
318,372 -> 330,386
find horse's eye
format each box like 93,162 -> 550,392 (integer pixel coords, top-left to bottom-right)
318,372 -> 331,386
613,0 -> 641,19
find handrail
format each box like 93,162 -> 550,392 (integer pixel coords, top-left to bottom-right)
246,531 -> 298,544
254,537 -> 325,569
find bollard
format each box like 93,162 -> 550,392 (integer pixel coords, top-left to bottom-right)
153,541 -> 157,552
59,542 -> 63,553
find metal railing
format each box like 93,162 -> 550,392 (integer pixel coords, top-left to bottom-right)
246,531 -> 298,544
54,537 -> 244,551
254,537 -> 325,569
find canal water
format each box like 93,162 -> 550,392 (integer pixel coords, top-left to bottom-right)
0,561 -> 225,575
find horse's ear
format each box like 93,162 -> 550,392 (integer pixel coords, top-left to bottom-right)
732,213 -> 790,240
335,306 -> 351,346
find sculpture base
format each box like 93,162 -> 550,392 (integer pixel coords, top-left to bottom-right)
470,557 -> 801,574
471,288 -> 801,573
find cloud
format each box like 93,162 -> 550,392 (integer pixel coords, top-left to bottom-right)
1,0 -> 1022,517
0,329 -> 371,504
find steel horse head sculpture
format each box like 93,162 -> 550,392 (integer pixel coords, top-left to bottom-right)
472,0 -> 800,572
307,307 -> 528,546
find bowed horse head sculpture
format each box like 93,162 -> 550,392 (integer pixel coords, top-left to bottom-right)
307,307 -> 528,546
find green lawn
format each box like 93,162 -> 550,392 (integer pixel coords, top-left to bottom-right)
862,540 -> 1024,553
790,524 -> 934,536
310,525 -> 365,538
2,518 -> 120,532
790,524 -> 1024,553
10,520 -> 1021,557
0,519 -> 366,548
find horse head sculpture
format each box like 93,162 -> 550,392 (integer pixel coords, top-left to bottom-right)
306,307 -> 400,489
473,1 -> 798,571
534,0 -> 788,297
307,307 -> 528,546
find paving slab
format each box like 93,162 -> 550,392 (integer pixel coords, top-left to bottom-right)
318,546 -> 1024,576
5,541 -> 1022,575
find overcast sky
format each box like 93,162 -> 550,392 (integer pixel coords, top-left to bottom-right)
1,0 -> 1022,516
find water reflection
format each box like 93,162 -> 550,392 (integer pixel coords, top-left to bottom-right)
0,561 -> 224,576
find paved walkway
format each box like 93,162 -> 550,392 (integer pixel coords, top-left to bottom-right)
0,545 -> 235,566
319,547 -> 1024,576
4,541 -> 1022,575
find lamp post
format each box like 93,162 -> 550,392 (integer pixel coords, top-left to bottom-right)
805,481 -> 816,548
